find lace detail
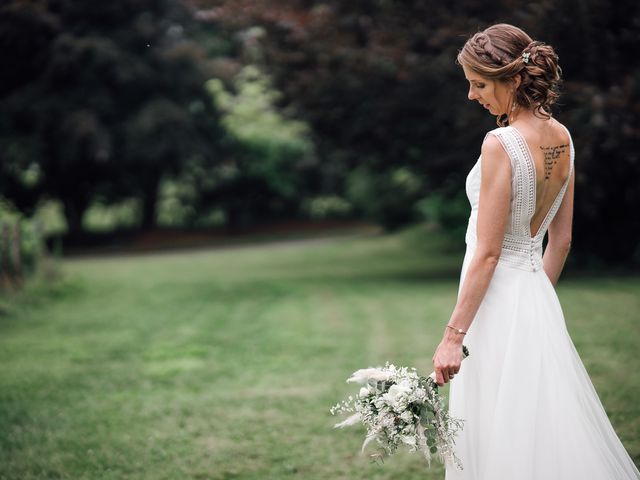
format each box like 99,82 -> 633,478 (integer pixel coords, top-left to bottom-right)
464,124 -> 575,272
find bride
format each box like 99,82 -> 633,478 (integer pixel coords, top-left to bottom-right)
430,23 -> 640,479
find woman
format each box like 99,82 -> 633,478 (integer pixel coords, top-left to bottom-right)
431,24 -> 640,479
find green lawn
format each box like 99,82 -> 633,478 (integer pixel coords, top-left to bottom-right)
1,225 -> 639,479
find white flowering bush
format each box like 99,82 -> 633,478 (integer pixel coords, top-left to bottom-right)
330,345 -> 469,470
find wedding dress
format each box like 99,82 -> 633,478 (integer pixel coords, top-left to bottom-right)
444,124 -> 640,479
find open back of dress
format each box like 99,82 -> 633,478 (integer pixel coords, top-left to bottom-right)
463,123 -> 573,273
510,124 -> 572,238
524,123 -> 573,235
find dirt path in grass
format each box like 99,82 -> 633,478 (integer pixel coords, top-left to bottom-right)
63,219 -> 383,259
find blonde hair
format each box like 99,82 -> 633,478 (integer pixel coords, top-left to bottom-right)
456,23 -> 563,127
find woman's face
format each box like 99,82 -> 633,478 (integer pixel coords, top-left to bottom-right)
462,64 -> 515,117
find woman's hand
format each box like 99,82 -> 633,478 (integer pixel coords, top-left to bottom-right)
432,331 -> 465,386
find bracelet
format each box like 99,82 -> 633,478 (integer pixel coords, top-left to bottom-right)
446,325 -> 467,335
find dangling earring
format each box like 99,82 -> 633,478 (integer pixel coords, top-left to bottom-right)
498,88 -> 517,127
508,88 -> 518,124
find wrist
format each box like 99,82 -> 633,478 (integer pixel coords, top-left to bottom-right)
446,324 -> 467,335
443,326 -> 465,344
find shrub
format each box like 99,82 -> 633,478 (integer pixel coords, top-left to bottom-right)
346,166 -> 424,230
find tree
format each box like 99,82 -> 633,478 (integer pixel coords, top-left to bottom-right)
0,0 -> 230,234
193,0 -> 640,268
203,64 -> 314,228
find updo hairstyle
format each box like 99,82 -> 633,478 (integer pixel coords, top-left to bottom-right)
456,23 -> 563,127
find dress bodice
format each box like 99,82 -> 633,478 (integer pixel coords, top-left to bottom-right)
464,124 -> 575,272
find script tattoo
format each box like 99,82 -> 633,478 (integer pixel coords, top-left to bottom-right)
539,144 -> 568,180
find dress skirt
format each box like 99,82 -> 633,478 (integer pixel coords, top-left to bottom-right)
444,247 -> 640,480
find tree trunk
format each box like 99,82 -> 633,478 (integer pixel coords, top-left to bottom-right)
11,220 -> 23,288
62,197 -> 86,237
141,174 -> 160,231
1,223 -> 10,289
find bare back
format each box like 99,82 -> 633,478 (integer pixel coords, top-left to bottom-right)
510,119 -> 572,238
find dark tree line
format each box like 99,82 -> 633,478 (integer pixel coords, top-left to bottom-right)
0,0 -> 638,269
0,0 -> 230,234
193,0 -> 640,269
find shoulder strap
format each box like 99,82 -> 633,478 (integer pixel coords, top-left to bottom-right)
482,126 -> 536,236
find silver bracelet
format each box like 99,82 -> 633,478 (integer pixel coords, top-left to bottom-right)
446,325 -> 467,335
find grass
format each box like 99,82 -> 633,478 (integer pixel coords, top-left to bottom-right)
0,225 -> 639,479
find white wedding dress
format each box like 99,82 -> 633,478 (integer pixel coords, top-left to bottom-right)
444,124 -> 640,479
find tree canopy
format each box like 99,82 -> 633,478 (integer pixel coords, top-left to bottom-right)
1,0 -> 638,268
192,0 -> 640,268
0,0 -> 230,233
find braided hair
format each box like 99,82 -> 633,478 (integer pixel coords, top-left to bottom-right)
456,24 -> 563,127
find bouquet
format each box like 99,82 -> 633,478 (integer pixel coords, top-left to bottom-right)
330,345 -> 469,470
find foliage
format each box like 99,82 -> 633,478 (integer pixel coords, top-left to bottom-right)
346,166 -> 424,230
204,65 -> 316,227
0,198 -> 45,280
31,200 -> 68,237
194,0 -> 640,268
1,0 -> 638,268
415,190 -> 470,247
301,195 -> 353,220
0,0 -> 230,233
83,198 -> 142,232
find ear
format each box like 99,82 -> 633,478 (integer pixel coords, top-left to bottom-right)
512,74 -> 522,90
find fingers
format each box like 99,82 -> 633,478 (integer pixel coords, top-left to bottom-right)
434,366 -> 460,386
435,367 -> 451,386
433,344 -> 462,386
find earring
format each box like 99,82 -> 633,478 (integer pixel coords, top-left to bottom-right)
509,95 -> 517,123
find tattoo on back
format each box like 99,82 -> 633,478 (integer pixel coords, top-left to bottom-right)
539,144 -> 569,180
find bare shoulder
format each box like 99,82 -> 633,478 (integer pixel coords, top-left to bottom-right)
524,117 -> 570,144
548,117 -> 570,138
551,116 -> 568,131
481,131 -> 510,171
554,119 -> 573,148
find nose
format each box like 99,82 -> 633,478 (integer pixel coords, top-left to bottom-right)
468,87 -> 477,101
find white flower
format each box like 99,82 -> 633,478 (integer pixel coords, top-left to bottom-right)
374,397 -> 387,410
380,413 -> 395,429
400,410 -> 413,422
401,435 -> 417,447
383,379 -> 412,408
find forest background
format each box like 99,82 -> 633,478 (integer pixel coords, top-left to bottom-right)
1,0 -> 638,269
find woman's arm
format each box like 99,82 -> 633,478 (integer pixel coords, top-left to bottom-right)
431,134 -> 512,386
543,166 -> 574,286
